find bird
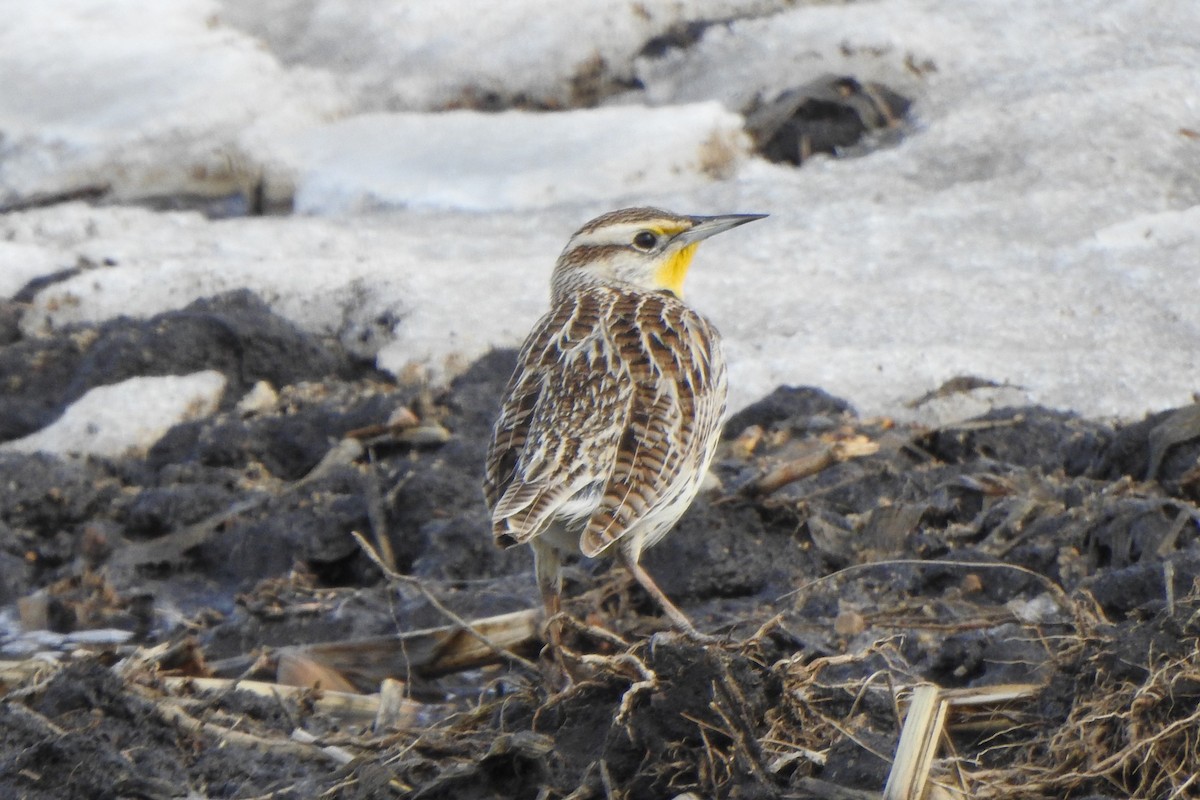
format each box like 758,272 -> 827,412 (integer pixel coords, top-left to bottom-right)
484,206 -> 766,651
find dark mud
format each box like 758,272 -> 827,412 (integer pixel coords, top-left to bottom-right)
2,289 -> 1200,799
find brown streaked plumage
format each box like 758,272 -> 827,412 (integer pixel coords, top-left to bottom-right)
484,207 -> 766,649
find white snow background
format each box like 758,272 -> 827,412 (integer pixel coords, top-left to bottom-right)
2,0 -> 1198,456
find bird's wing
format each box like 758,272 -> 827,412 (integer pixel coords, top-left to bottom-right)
486,289 -> 726,555
579,291 -> 727,557
485,290 -> 633,546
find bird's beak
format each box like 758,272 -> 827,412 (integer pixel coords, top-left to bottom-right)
673,213 -> 768,246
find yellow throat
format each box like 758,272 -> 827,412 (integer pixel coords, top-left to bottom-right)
654,243 -> 699,297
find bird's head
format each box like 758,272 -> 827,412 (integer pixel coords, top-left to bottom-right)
550,207 -> 766,301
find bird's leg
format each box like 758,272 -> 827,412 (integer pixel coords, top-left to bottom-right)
618,550 -> 716,643
533,540 -> 571,685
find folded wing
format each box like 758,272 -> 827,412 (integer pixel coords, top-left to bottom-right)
485,289 -> 725,555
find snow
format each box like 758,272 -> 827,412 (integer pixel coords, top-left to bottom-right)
0,372 -> 227,458
0,242 -> 65,298
282,104 -> 748,213
217,0 -> 784,111
1,0 -> 1198,431
0,0 -> 343,205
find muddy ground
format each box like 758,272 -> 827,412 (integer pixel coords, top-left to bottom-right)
2,289 -> 1200,799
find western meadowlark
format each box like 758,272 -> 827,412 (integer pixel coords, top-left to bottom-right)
484,206 -> 765,647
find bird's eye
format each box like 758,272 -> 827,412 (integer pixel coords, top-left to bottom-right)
632,231 -> 658,250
